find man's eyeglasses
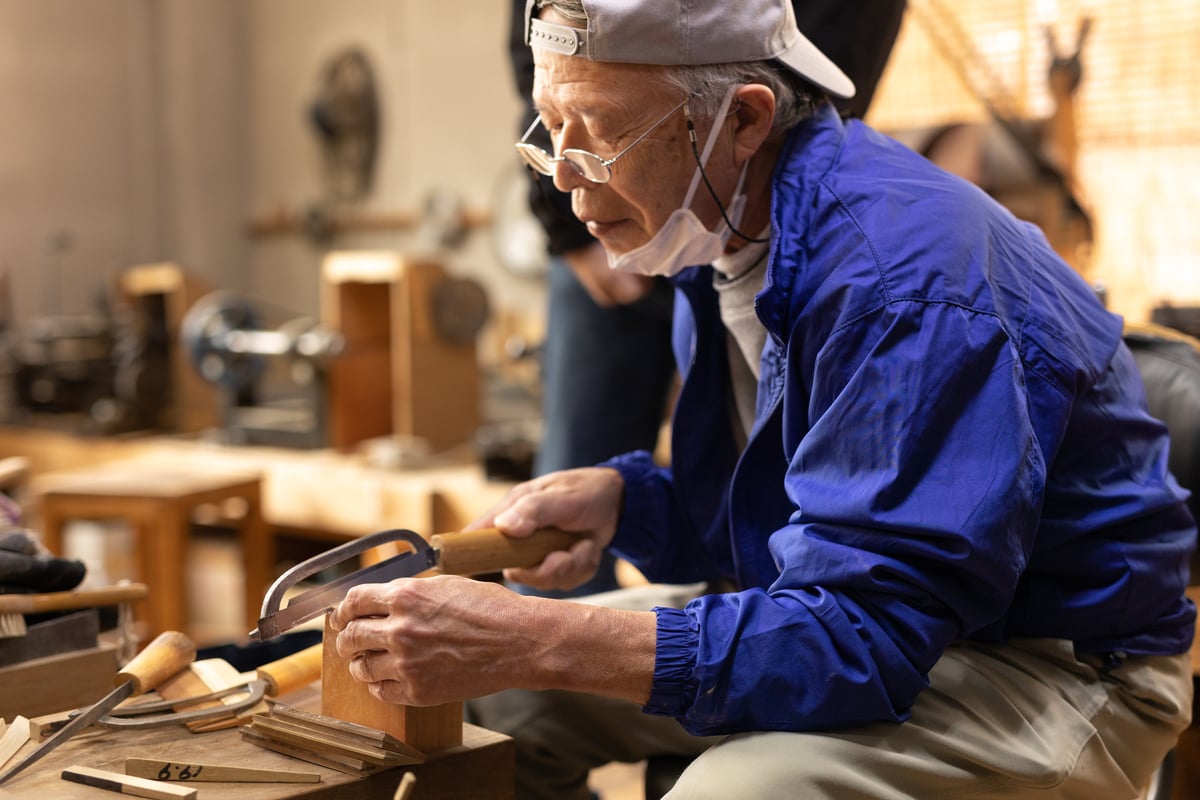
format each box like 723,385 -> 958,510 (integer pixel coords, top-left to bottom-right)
515,96 -> 691,184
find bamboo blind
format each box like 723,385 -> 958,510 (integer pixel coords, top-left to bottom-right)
864,0 -> 1200,321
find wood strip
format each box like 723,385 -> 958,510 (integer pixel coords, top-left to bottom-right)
269,703 -> 423,757
394,772 -> 417,800
124,757 -> 321,783
156,658 -> 266,732
0,716 -> 30,771
246,716 -> 420,766
61,765 -> 198,800
240,727 -> 380,776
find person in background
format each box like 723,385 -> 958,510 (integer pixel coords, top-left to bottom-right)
332,2 -> 1196,797
506,0 -> 907,597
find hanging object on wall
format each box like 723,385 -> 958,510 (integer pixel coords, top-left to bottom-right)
902,0 -> 1094,279
308,48 -> 380,205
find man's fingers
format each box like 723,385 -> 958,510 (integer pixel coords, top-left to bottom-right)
329,585 -> 395,631
505,539 -> 600,590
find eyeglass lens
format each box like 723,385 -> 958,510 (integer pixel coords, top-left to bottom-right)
516,145 -> 610,183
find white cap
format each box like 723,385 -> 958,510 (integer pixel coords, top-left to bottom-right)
525,0 -> 855,100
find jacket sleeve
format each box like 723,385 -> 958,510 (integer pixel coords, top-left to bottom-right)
642,301 -> 1048,735
603,450 -> 725,585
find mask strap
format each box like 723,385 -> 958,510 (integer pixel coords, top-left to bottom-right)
682,85 -> 740,210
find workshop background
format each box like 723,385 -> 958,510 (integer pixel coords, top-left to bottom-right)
1,2 -> 1199,798
2,0 -> 1198,358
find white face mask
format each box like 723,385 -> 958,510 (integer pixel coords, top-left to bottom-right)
608,86 -> 749,278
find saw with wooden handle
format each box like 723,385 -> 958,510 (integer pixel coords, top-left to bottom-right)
250,527 -> 577,641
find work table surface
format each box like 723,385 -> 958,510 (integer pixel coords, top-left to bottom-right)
0,716 -> 511,800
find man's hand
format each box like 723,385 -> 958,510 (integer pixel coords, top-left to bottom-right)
327,574 -> 656,707
564,243 -> 655,306
469,467 -> 625,592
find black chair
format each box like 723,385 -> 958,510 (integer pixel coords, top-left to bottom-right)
1124,322 -> 1200,800
1124,323 -> 1200,575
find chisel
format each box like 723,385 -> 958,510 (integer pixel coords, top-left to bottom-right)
0,630 -> 196,785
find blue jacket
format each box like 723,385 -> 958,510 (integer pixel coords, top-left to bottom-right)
605,105 -> 1197,736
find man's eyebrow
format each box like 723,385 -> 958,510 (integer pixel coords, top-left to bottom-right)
531,100 -> 607,119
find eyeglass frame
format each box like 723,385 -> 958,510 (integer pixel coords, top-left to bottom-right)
515,94 -> 694,184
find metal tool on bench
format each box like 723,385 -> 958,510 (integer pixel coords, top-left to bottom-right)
250,526 -> 577,640
0,630 -> 196,785
96,641 -> 324,729
33,641 -> 325,738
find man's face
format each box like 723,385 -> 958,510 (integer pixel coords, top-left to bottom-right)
531,37 -> 735,257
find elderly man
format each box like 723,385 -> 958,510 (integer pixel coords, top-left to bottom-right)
331,1 -> 1197,797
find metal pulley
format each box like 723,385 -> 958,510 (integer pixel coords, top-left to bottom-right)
181,291 -> 345,391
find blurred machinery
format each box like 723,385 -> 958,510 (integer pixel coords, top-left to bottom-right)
181,291 -> 346,449
1,295 -> 169,435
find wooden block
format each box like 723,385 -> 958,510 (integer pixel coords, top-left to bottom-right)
0,642 -> 117,719
62,765 -> 197,800
28,710 -> 72,742
321,254 -> 481,452
321,617 -> 462,752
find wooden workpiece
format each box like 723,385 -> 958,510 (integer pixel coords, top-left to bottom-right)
320,617 -> 463,753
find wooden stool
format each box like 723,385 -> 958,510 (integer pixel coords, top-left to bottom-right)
36,458 -> 270,640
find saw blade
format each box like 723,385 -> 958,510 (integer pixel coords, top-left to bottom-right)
250,546 -> 438,640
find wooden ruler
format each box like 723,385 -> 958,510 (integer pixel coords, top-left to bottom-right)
125,757 -> 320,783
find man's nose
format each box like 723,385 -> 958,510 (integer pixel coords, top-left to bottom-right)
552,156 -> 590,193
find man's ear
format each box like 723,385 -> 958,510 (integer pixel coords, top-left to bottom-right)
731,84 -> 777,162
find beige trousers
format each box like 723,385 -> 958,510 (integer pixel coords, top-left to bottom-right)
667,639 -> 1192,799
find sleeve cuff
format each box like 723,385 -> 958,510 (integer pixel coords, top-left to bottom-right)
644,606 -> 700,718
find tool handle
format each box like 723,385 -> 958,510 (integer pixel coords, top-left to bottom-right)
431,527 -> 578,576
0,583 -> 149,613
116,631 -> 197,695
257,642 -> 323,696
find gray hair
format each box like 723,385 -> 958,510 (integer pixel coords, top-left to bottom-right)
532,0 -> 822,132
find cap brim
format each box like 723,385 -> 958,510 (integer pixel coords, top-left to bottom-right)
776,33 -> 856,100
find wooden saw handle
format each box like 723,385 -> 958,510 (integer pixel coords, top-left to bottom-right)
0,583 -> 148,613
431,527 -> 579,576
257,642 -> 323,696
116,631 -> 197,695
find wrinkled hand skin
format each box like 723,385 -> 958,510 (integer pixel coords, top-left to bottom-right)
328,465 -> 655,708
329,575 -> 545,706
329,574 -> 655,707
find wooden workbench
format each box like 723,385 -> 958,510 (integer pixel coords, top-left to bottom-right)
3,426 -> 511,538
0,713 -> 513,800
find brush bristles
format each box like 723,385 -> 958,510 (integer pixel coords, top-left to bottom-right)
0,613 -> 27,638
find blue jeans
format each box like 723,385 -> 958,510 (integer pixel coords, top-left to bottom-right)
526,257 -> 676,597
